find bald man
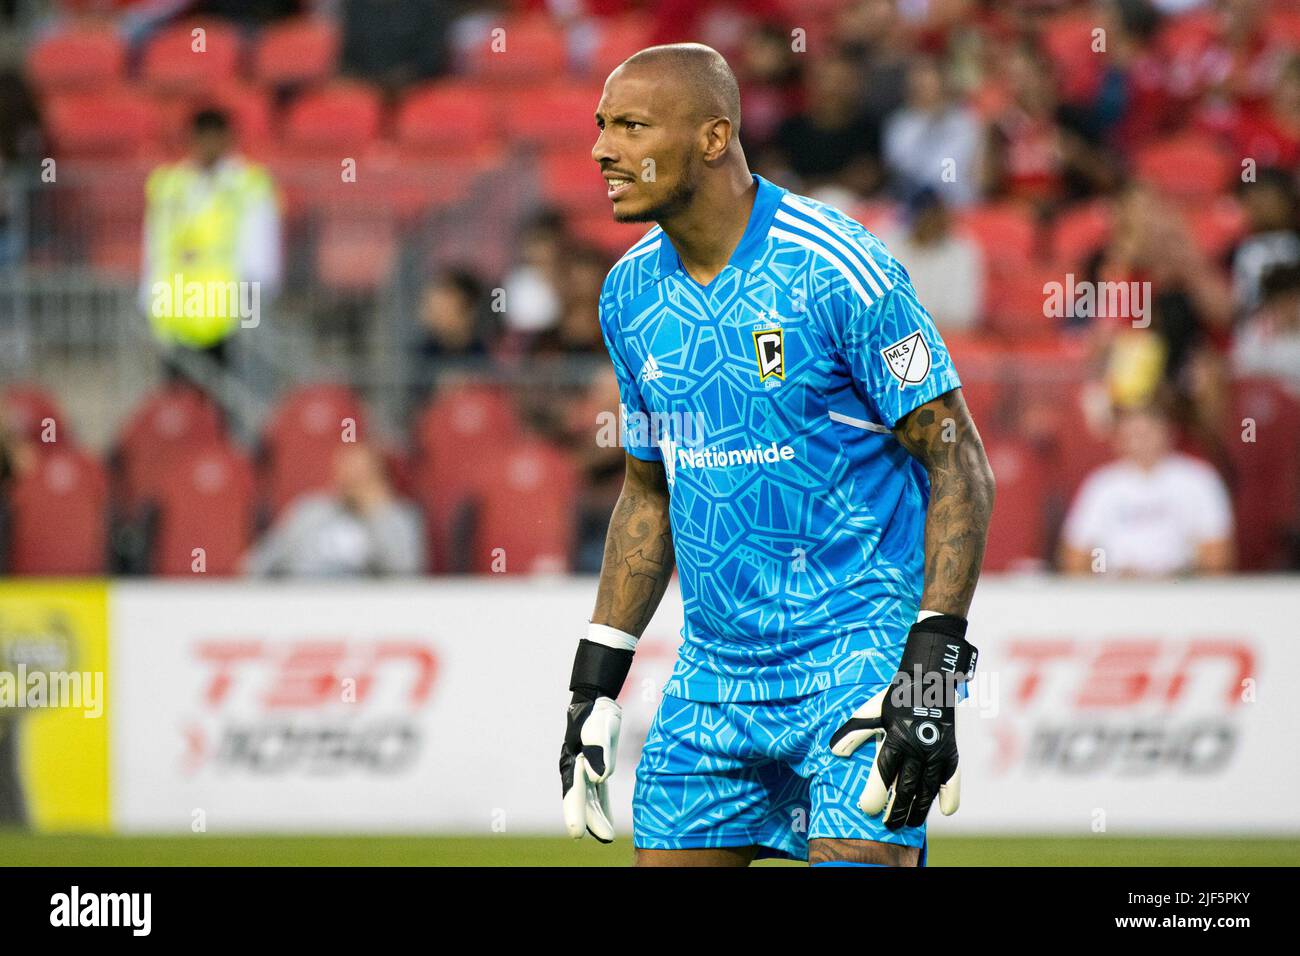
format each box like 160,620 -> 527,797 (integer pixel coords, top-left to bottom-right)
559,45 -> 995,868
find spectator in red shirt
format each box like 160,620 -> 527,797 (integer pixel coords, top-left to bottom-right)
1090,0 -> 1180,151
986,38 -> 1120,208
1174,0 -> 1293,133
1228,54 -> 1300,171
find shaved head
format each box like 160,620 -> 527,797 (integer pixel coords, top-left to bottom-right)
617,43 -> 741,138
593,44 -> 749,224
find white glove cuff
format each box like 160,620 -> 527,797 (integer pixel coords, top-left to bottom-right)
586,622 -> 639,652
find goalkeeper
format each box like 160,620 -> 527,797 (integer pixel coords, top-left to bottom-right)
560,44 -> 995,867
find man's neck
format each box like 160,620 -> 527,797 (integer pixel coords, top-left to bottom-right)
658,168 -> 757,286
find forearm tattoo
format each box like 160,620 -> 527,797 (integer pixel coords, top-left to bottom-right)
592,459 -> 676,636
894,389 -> 996,619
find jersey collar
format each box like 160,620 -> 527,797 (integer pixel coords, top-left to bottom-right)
656,173 -> 785,280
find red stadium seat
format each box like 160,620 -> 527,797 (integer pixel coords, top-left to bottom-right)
982,262 -> 1064,341
1051,200 -> 1111,268
157,83 -> 275,154
505,82 -> 602,152
1227,378 -> 1300,571
252,17 -> 340,88
394,146 -> 505,215
414,384 -> 520,462
413,385 -> 522,572
540,150 -> 609,212
570,211 -> 651,259
2,384 -> 66,444
45,88 -> 162,159
1135,136 -> 1232,200
152,441 -> 255,576
944,335 -> 1010,435
956,203 -> 1038,265
26,27 -> 126,92
282,82 -> 384,155
114,386 -> 226,510
472,439 -> 578,574
588,14 -> 654,78
1040,10 -> 1104,103
260,384 -> 368,516
397,81 -> 497,156
1273,9 -> 1300,46
140,20 -> 243,93
1156,9 -> 1217,60
980,435 -> 1049,572
1185,197 -> 1247,260
1038,380 -> 1115,503
466,16 -> 568,83
7,447 -> 107,575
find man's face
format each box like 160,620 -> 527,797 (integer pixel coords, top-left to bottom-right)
191,128 -> 230,167
332,446 -> 380,497
1115,409 -> 1171,468
592,67 -> 705,223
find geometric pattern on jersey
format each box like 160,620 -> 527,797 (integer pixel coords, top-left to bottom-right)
632,681 -> 928,861
600,175 -> 961,702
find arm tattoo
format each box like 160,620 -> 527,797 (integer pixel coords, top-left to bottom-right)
591,456 -> 676,636
893,389 -> 996,618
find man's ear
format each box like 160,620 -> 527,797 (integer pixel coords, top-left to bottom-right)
701,117 -> 734,163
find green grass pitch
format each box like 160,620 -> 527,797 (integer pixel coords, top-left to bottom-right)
2,832 -> 1298,866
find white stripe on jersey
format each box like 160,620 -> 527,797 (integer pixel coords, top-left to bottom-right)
828,410 -> 891,434
770,226 -> 882,310
614,227 -> 663,267
778,195 -> 894,293
773,207 -> 892,300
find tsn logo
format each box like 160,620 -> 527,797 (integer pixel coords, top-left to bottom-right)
1004,638 -> 1255,710
194,639 -> 439,709
993,638 -> 1258,776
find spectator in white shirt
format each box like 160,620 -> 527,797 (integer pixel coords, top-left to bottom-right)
879,187 -> 983,332
244,444 -> 425,578
882,55 -> 984,207
1232,262 -> 1300,394
1060,403 -> 1234,577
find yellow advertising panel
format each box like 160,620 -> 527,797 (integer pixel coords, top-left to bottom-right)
0,580 -> 110,832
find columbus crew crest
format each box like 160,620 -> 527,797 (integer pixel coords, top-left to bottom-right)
880,329 -> 931,389
753,327 -> 785,382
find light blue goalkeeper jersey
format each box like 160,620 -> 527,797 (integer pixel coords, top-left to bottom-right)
600,174 -> 961,703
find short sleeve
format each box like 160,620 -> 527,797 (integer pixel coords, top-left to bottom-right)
598,290 -> 662,462
836,269 -> 962,429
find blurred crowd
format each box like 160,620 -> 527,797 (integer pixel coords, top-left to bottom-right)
2,0 -> 1299,577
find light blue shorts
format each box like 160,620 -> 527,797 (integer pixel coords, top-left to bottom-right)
632,682 -> 928,863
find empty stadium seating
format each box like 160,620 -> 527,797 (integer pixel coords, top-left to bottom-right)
6,446 -> 107,575
152,441 -> 255,576
259,384 -> 368,516
113,385 -> 226,511
26,27 -> 126,92
252,17 -> 340,89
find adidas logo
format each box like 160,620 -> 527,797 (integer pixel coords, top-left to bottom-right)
639,355 -> 664,383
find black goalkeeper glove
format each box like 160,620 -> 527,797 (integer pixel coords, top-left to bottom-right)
830,614 -> 978,830
559,631 -> 634,843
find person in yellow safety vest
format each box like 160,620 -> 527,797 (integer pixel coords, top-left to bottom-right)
140,108 -> 281,368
